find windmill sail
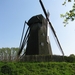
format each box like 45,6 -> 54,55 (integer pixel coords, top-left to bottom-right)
18,22 -> 30,56
39,0 -> 64,56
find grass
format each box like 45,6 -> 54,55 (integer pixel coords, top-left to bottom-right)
0,62 -> 75,75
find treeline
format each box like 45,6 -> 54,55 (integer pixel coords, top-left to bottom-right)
64,54 -> 75,63
0,47 -> 19,61
0,47 -> 75,62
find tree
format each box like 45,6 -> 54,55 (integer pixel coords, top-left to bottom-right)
69,54 -> 75,57
0,47 -> 19,61
61,1 -> 75,26
11,47 -> 19,60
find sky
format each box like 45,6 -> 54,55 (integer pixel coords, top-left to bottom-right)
0,0 -> 75,56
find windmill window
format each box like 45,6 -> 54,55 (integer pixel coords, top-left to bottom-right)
42,33 -> 45,36
41,42 -> 44,46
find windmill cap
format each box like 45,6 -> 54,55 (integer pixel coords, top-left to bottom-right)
27,14 -> 46,27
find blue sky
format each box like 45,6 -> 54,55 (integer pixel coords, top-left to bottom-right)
0,0 -> 75,56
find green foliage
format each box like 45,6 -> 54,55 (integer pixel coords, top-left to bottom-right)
1,65 -> 12,75
0,48 -> 19,61
0,62 -> 75,75
69,54 -> 75,57
64,55 -> 75,63
62,0 -> 66,6
61,1 -> 75,26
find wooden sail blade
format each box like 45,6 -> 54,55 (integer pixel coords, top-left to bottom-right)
19,21 -> 26,49
18,27 -> 30,56
49,22 -> 64,56
39,0 -> 64,56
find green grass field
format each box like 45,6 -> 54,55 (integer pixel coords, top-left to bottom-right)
0,62 -> 75,75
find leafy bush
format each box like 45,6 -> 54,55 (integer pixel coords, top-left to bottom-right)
0,62 -> 75,75
64,56 -> 75,63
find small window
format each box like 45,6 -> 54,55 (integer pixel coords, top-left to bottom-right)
41,42 -> 44,46
42,33 -> 45,36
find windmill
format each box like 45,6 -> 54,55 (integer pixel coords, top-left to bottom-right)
18,0 -> 64,58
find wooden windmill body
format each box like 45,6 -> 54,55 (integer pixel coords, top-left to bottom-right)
25,14 -> 52,55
